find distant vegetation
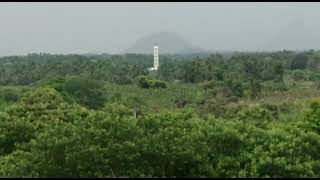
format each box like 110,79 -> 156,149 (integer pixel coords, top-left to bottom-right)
1,50 -> 320,177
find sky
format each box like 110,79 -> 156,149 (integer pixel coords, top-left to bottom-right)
0,2 -> 320,56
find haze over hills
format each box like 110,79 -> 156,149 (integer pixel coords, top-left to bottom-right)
125,31 -> 206,54
257,21 -> 320,52
125,24 -> 320,56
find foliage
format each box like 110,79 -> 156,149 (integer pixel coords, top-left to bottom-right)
0,51 -> 319,177
58,77 -> 106,110
136,76 -> 167,89
0,88 -> 21,103
291,53 -> 309,70
293,70 -> 307,81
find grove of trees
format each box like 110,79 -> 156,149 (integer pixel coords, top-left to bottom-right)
1,50 -> 320,177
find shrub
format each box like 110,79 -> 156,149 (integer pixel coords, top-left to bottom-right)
236,105 -> 273,128
263,81 -> 288,92
136,76 -> 167,89
0,88 -> 20,103
293,70 -> 306,81
305,101 -> 320,133
136,75 -> 150,89
61,77 -> 106,109
21,87 -> 64,110
309,72 -> 320,82
291,53 -> 309,70
149,80 -> 167,89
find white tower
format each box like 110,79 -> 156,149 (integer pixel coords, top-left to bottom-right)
153,44 -> 159,70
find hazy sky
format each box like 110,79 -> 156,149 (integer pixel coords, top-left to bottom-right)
0,2 -> 320,56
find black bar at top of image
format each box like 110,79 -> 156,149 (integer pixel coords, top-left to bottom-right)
0,1 -> 317,2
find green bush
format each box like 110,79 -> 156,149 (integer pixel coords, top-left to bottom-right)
305,101 -> 320,133
149,80 -> 167,88
290,53 -> 309,70
0,112 -> 35,155
236,105 -> 273,128
0,88 -> 20,103
263,81 -> 288,92
136,75 -> 150,89
61,77 -> 106,109
309,72 -> 320,82
136,76 -> 167,89
21,86 -> 64,110
293,70 -> 307,81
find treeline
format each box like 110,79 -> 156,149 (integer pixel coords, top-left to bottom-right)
1,50 -> 320,86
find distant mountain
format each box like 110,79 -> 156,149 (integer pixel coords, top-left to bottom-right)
126,31 -> 205,54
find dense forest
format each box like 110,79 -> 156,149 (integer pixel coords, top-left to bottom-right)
1,50 -> 320,177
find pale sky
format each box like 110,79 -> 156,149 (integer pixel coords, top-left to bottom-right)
0,2 -> 320,56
